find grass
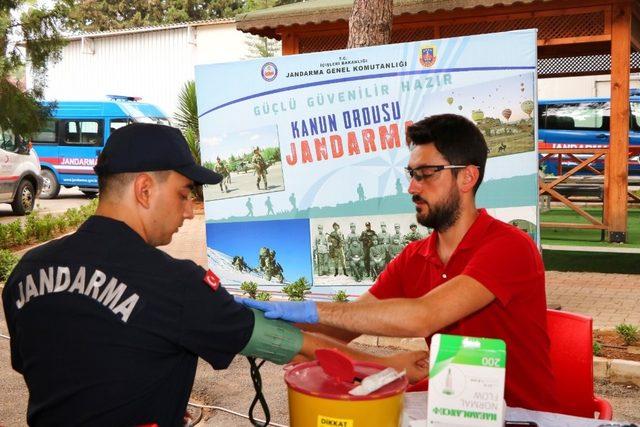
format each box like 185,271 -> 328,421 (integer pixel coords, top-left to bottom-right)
540,206 -> 640,273
541,206 -> 640,248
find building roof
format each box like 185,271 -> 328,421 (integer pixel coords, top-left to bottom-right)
63,18 -> 236,41
236,0 -> 555,36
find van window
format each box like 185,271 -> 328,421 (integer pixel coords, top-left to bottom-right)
134,117 -> 171,126
1,129 -> 29,154
32,120 -> 57,145
540,102 -> 609,131
59,120 -> 104,146
1,128 -> 17,151
110,118 -> 133,134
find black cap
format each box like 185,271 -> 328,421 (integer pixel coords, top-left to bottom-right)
94,123 -> 222,185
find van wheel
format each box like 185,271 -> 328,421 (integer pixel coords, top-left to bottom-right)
40,169 -> 60,199
11,180 -> 35,215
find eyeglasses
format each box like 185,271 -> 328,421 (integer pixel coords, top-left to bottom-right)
404,164 -> 469,182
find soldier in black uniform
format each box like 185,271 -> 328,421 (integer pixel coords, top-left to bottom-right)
2,124 -> 428,426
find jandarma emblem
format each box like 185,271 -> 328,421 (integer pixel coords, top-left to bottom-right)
419,45 -> 437,67
261,62 -> 278,81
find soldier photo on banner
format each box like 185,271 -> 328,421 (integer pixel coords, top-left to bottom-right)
213,157 -> 231,193
329,223 -> 348,277
345,239 -> 365,282
201,124 -> 285,201
205,218 -> 313,290
313,224 -> 331,276
310,215 -> 430,287
258,247 -> 285,283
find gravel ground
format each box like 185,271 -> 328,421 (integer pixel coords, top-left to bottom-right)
594,379 -> 640,424
190,355 -> 291,426
0,308 -> 29,427
1,313 -> 639,426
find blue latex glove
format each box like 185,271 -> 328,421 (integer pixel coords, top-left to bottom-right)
236,297 -> 319,323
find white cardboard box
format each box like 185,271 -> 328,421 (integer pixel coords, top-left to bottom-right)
427,334 -> 506,426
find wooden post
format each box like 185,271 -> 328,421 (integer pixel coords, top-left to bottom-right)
605,1 -> 631,242
281,32 -> 299,56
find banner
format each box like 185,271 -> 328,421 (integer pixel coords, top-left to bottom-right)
195,29 -> 538,297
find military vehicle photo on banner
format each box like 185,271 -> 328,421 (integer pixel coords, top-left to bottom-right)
196,29 -> 540,297
201,124 -> 285,201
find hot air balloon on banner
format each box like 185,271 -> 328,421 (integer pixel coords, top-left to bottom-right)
521,100 -> 534,117
471,109 -> 484,123
447,97 -> 454,105
502,108 -> 512,122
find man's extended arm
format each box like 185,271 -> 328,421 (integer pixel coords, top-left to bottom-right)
315,275 -> 493,336
240,275 -> 495,338
295,291 -> 379,343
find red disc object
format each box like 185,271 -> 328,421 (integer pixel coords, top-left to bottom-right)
315,348 -> 356,383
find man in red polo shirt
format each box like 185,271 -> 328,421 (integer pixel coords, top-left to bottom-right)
240,114 -> 557,411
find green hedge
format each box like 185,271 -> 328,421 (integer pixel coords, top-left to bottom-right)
0,199 -> 98,250
0,249 -> 19,282
542,249 -> 640,274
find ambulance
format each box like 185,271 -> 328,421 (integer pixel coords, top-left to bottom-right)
0,130 -> 43,215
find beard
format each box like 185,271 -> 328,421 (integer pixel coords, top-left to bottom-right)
413,189 -> 461,232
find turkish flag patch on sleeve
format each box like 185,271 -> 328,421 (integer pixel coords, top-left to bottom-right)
203,269 -> 221,291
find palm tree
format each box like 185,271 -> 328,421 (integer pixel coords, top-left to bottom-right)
175,81 -> 204,200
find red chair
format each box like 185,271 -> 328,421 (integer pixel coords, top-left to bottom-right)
546,309 -> 612,420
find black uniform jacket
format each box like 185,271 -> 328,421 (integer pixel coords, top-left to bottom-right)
2,216 -> 254,426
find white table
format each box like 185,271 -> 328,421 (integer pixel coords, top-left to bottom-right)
404,392 -> 626,427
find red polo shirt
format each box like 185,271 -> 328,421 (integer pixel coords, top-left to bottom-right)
370,209 -> 558,411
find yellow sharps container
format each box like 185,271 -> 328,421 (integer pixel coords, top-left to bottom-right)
285,359 -> 407,427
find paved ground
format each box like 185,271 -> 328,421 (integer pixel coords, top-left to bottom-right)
0,187 -> 92,225
165,214 -> 640,331
546,271 -> 640,329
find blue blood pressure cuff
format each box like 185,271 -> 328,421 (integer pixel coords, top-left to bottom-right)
240,308 -> 303,364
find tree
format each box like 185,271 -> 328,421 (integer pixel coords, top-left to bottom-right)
58,0 -> 245,32
244,35 -> 280,59
174,80 -> 204,201
347,0 -> 393,48
1,2 -> 66,138
242,0 -> 301,11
